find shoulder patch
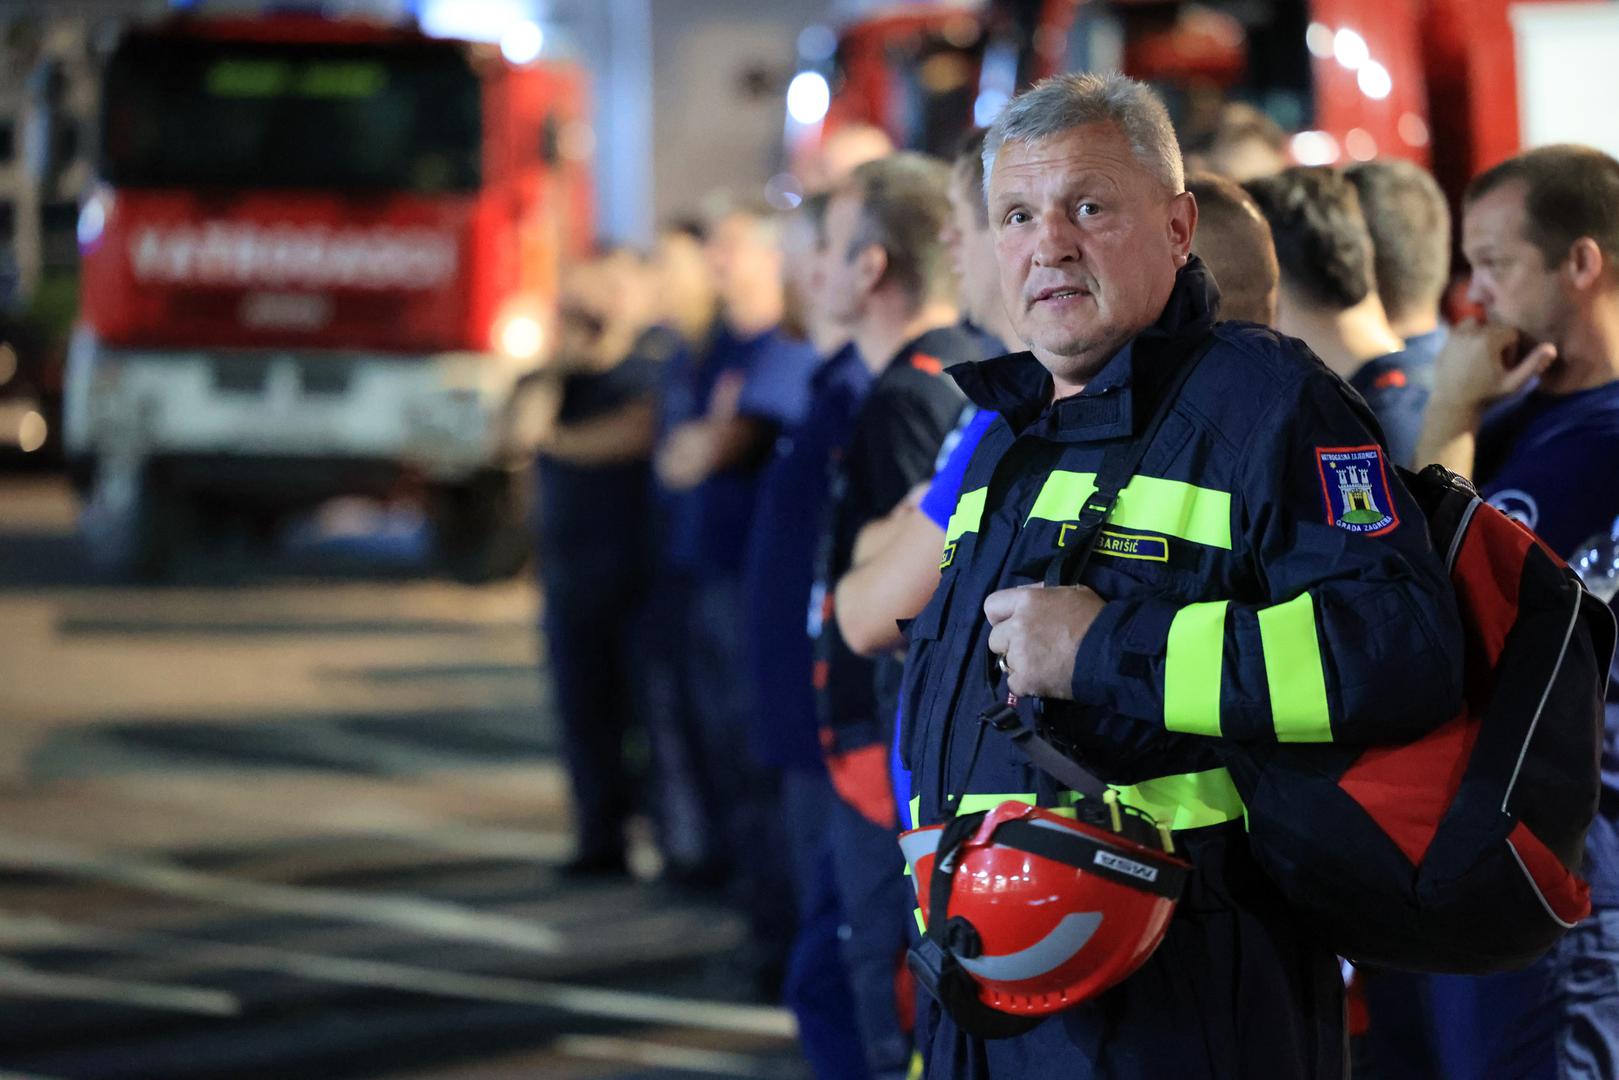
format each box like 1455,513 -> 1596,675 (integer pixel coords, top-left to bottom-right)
910,352 -> 944,375
1316,445 -> 1399,535
1372,369 -> 1408,390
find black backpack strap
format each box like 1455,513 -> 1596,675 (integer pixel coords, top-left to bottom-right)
1042,332 -> 1218,587
983,332 -> 1219,802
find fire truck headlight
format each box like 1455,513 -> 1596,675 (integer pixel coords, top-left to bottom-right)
495,313 -> 545,363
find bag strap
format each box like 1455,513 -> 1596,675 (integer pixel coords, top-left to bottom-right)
982,331 -> 1219,803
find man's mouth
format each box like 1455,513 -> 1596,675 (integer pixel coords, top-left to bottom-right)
1032,285 -> 1091,305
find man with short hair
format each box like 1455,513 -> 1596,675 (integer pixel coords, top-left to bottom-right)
1247,166 -> 1431,464
812,152 -> 983,1080
903,72 -> 1461,1078
1185,170 -> 1279,325
1407,144 -> 1619,1080
1345,158 -> 1452,360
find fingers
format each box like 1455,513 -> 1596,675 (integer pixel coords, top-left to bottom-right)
983,582 -> 1043,624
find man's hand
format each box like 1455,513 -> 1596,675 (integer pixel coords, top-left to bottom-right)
1417,319 -> 1556,476
984,583 -> 1106,700
1431,318 -> 1556,415
655,423 -> 716,491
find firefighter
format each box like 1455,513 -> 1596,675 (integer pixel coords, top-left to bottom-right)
900,73 -> 1463,1078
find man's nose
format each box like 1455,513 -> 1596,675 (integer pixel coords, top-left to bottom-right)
1466,274 -> 1490,308
1032,210 -> 1080,266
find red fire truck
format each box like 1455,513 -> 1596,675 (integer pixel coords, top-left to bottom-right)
66,13 -> 593,580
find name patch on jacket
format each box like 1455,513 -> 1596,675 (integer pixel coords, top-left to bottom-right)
1316,445 -> 1399,536
1057,523 -> 1169,561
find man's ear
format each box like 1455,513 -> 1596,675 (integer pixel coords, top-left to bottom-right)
1169,189 -> 1197,261
1566,236 -> 1607,292
855,243 -> 889,295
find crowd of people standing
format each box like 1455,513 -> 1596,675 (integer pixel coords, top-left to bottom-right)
524,80 -> 1619,1080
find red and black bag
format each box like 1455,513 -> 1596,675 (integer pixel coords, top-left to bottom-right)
1225,464 -> 1616,973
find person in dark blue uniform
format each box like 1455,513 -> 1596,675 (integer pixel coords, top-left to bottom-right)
1404,144 -> 1619,1080
1246,166 -> 1433,467
742,192 -> 876,1079
901,73 -> 1463,1079
649,200 -> 818,989
533,251 -> 664,877
808,153 -> 984,1080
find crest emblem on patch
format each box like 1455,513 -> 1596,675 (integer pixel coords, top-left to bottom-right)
1316,445 -> 1399,535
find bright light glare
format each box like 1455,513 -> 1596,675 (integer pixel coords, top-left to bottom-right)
786,71 -> 831,127
1345,128 -> 1378,161
18,410 -> 46,454
1358,60 -> 1392,100
1306,22 -> 1334,59
419,0 -> 528,43
499,315 -> 544,360
1291,130 -> 1342,166
1334,28 -> 1369,70
77,194 -> 106,250
1399,112 -> 1431,147
500,22 -> 545,65
974,89 -> 1010,128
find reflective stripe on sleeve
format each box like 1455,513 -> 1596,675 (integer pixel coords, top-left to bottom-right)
1164,600 -> 1228,736
1258,592 -> 1333,742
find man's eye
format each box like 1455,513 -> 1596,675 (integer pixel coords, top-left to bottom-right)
1078,202 -> 1101,217
1006,210 -> 1030,226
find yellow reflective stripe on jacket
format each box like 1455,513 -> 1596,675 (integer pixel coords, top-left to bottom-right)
923,771 -> 1243,834
945,486 -> 988,544
1258,592 -> 1333,742
1164,601 -> 1228,736
1026,471 -> 1233,550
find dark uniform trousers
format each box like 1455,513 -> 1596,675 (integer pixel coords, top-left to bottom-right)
900,260 -> 1463,1079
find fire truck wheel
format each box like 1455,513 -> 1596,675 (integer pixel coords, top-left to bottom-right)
429,468 -> 531,584
79,460 -> 188,582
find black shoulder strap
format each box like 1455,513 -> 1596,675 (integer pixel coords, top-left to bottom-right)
984,332 -> 1218,803
1042,332 -> 1219,587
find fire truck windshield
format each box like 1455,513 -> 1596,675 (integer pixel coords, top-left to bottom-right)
100,35 -> 482,193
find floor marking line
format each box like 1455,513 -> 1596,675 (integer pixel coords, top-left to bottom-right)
0,912 -> 795,1039
0,957 -> 239,1017
552,1035 -> 772,1077
0,832 -> 562,954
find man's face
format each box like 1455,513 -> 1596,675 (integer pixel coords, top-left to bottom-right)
819,190 -> 872,328
1463,181 -> 1569,344
944,165 -> 1009,338
706,213 -> 782,312
988,122 -> 1194,390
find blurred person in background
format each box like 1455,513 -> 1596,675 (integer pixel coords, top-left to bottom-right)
533,249 -> 662,878
648,197 -> 819,990
834,127 -> 1011,663
743,191 -> 876,1078
648,220 -> 720,349
1402,145 -> 1619,1080
798,121 -> 897,194
810,152 -> 980,1080
1346,158 -> 1453,364
1247,166 -> 1431,465
1185,171 -> 1280,325
1185,102 -> 1289,184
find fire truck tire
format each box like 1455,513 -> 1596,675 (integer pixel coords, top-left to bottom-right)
80,461 -> 187,582
429,468 -> 531,584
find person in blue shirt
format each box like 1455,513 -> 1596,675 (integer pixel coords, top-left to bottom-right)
1347,158 -> 1453,369
1408,144 -> 1619,1080
646,201 -> 818,991
1247,166 -> 1433,467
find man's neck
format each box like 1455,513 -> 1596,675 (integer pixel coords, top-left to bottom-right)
853,294 -> 959,376
1281,294 -> 1404,380
1388,307 -> 1441,343
723,290 -> 784,341
1544,296 -> 1619,394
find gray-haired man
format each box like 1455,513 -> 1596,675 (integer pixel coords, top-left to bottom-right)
899,72 -> 1461,1078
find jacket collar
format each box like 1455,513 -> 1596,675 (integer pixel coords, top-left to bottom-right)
951,257 -> 1221,441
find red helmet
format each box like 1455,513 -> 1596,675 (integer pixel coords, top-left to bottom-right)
901,797 -> 1190,1038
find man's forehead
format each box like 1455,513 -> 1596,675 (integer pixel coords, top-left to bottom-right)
989,124 -> 1148,195
1465,180 -> 1530,237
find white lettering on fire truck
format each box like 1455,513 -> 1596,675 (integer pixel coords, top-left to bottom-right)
128,223 -> 458,290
